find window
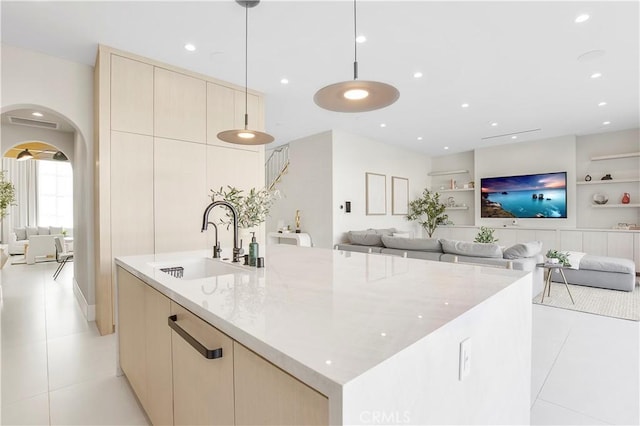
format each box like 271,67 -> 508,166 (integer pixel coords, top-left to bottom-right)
37,160 -> 73,228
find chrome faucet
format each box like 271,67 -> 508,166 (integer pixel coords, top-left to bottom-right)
204,221 -> 222,258
201,200 -> 243,262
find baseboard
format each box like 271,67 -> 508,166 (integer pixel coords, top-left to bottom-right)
73,278 -> 96,321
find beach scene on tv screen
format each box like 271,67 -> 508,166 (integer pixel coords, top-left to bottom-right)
481,172 -> 567,218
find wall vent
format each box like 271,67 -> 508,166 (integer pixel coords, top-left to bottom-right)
9,116 -> 59,129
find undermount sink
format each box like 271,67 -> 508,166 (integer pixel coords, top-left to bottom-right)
157,257 -> 246,280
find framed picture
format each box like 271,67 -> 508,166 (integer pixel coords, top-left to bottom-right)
366,172 -> 386,215
391,176 -> 409,215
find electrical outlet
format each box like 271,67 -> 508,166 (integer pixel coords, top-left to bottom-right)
459,338 -> 471,381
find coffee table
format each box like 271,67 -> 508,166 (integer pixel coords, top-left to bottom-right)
537,263 -> 575,304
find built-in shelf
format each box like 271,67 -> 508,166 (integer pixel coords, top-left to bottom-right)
445,206 -> 469,210
591,203 -> 640,208
428,169 -> 469,176
577,178 -> 640,185
437,188 -> 475,193
590,152 -> 640,161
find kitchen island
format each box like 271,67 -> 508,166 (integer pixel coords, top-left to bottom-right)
115,244 -> 532,425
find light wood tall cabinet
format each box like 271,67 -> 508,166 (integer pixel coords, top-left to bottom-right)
95,45 -> 266,335
154,68 -> 207,144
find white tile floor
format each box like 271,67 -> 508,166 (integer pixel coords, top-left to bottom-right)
1,260 -> 638,425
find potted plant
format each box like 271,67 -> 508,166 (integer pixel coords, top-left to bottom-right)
406,189 -> 449,238
545,249 -> 571,267
474,226 -> 498,243
210,186 -> 278,230
0,171 -> 16,219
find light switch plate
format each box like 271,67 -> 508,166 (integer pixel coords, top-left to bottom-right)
459,337 -> 471,381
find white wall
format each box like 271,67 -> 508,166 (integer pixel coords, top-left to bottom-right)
475,135 -> 577,229
332,130 -> 431,243
267,131 -> 334,249
575,129 -> 640,228
1,44 -> 95,308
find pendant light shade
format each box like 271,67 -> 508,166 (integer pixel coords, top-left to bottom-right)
16,148 -> 34,161
53,151 -> 68,161
217,0 -> 274,145
314,0 -> 399,113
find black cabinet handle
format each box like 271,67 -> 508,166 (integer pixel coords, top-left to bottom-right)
168,315 -> 223,359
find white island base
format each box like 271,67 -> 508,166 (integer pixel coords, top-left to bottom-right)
115,245 -> 532,425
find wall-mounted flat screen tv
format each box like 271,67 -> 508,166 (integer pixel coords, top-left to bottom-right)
480,172 -> 567,218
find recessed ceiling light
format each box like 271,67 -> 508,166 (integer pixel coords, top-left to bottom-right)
413,72 -> 423,78
32,112 -> 43,117
417,136 -> 423,141
280,78 -> 289,85
598,101 -> 607,107
380,123 -> 386,128
356,35 -> 366,43
575,14 -> 590,23
380,332 -> 387,337
491,122 -> 498,127
325,360 -> 332,365
444,146 -> 449,150
511,136 -> 518,139
590,72 -> 602,79
184,43 -> 196,52
603,121 -> 611,125
461,103 -> 469,108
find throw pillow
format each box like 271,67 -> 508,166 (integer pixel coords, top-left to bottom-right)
382,236 -> 442,252
49,226 -> 63,235
440,238 -> 503,258
38,226 -> 50,235
14,227 -> 27,241
503,241 -> 543,259
374,228 -> 397,236
26,227 -> 38,238
348,230 -> 383,246
393,232 -> 411,238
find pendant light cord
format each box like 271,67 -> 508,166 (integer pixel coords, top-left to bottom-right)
244,3 -> 249,129
353,0 -> 358,80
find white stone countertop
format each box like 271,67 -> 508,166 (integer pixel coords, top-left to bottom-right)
115,245 -> 529,399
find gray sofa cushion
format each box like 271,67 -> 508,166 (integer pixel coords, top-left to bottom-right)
38,226 -> 50,235
14,227 -> 27,241
348,228 -> 397,246
26,227 -> 38,238
374,228 -> 397,236
49,226 -> 63,235
440,239 -> 503,258
381,248 -> 442,261
503,241 -> 543,259
381,236 -> 442,252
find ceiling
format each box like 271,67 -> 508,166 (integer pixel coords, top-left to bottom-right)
1,1 -> 638,156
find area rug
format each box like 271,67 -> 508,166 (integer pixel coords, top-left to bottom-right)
533,281 -> 640,321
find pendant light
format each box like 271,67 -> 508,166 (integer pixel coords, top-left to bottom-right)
314,0 -> 399,112
217,0 -> 274,145
16,148 -> 34,161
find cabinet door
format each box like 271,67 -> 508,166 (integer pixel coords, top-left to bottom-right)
155,68 -> 206,143
171,303 -> 235,426
116,267 -> 147,406
154,138 -> 207,253
144,286 -> 173,426
206,83 -> 236,148
234,342 -> 329,425
607,232 -> 634,259
111,55 -> 153,135
559,231 -> 582,252
111,131 -> 155,258
206,145 -> 263,249
582,232 -> 607,256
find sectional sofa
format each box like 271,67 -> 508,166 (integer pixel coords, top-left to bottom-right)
335,228 -> 544,296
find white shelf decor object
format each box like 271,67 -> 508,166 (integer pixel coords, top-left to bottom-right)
577,178 -> 640,185
590,152 -> 640,161
428,169 -> 469,176
591,204 -> 640,209
267,232 -> 312,247
445,206 -> 469,210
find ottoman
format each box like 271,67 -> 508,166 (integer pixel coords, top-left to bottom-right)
551,255 -> 637,292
